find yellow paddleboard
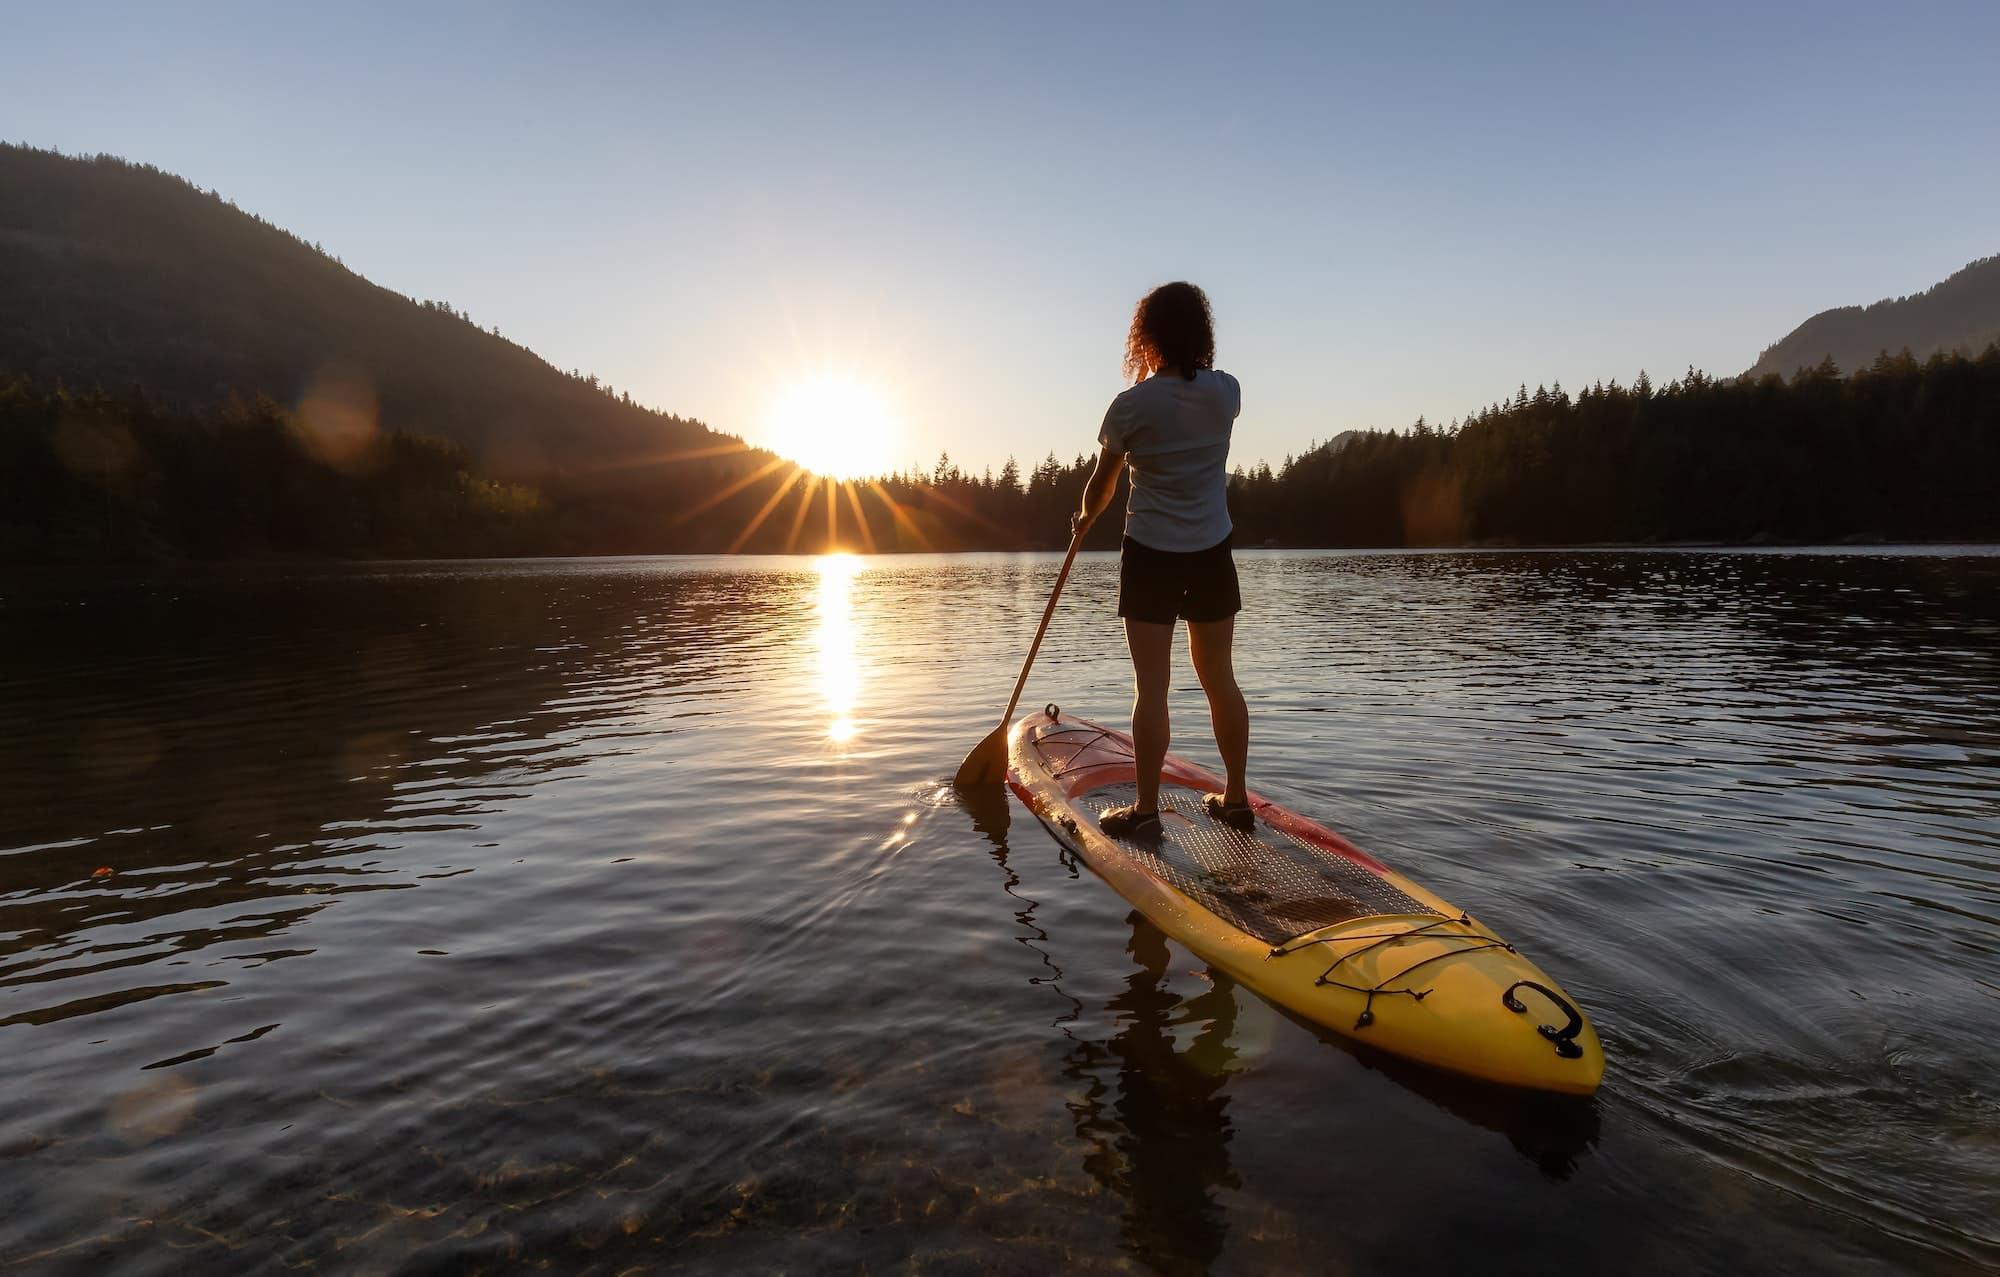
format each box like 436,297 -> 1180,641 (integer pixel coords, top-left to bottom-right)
1008,707 -> 1604,1095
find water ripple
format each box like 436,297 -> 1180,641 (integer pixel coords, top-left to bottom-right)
1,548 -> 1996,1272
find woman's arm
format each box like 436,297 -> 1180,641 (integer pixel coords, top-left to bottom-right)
1073,445 -> 1127,537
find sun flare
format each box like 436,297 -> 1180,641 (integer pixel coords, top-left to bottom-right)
760,376 -> 899,480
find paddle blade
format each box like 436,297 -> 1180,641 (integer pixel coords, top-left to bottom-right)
953,723 -> 1011,788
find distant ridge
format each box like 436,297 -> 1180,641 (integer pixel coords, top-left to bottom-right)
0,143 -> 739,483
1747,254 -> 2000,380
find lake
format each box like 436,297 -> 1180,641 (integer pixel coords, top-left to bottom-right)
2,548 -> 1997,1274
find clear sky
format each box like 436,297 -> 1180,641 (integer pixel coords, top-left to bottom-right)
6,1 -> 1997,475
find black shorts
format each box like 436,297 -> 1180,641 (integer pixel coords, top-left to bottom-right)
1117,533 -> 1241,625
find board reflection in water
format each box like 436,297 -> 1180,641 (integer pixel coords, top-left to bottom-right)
1066,914 -> 1240,1276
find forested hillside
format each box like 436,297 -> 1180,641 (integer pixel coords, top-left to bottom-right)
1748,255 -> 2000,380
0,144 -> 739,484
3,144 -> 1994,561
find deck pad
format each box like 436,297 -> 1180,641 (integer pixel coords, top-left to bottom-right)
1081,781 -> 1436,944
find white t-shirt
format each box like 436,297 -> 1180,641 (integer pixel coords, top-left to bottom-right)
1097,368 -> 1241,552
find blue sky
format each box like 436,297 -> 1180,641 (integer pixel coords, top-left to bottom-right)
6,1 -> 1997,474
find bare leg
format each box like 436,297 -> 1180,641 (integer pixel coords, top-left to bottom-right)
1188,617 -> 1248,806
1123,617 -> 1175,813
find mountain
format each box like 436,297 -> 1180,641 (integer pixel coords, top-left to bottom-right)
0,144 -> 738,484
1747,254 -> 2000,380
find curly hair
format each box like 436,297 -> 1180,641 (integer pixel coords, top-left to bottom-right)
1123,281 -> 1215,383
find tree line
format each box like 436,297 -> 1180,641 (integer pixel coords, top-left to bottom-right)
852,344 -> 1999,550
1229,346 -> 1999,546
0,375 -> 546,560
3,345 -> 1996,562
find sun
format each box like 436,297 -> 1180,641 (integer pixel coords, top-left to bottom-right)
759,376 -> 900,480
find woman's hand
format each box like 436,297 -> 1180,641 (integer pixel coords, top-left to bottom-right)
1071,509 -> 1095,541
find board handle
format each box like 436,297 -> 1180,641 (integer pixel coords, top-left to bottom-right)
1503,981 -> 1585,1059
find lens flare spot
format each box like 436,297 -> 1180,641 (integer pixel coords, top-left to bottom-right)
52,416 -> 139,485
108,1074 -> 199,1145
294,369 -> 382,475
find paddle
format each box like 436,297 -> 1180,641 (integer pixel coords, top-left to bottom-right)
953,525 -> 1087,787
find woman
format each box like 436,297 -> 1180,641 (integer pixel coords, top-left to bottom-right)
1072,281 -> 1251,838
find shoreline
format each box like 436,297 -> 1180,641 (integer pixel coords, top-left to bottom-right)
6,539 -> 2000,576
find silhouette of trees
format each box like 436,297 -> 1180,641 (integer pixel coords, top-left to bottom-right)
6,346 -> 1994,561
651,345 -> 1995,553
0,375 -> 545,560
1214,347 -> 1999,547
4,143 -> 1995,561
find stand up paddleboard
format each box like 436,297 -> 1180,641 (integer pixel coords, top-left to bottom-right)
1008,706 -> 1604,1094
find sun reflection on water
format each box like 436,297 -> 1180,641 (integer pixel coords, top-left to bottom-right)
816,553 -> 866,746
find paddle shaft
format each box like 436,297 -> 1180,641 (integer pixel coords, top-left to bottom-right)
995,529 -> 1086,731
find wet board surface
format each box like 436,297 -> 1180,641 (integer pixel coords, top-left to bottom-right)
1077,781 -> 1436,945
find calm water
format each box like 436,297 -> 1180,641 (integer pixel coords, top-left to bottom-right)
2,548 -> 1997,1274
